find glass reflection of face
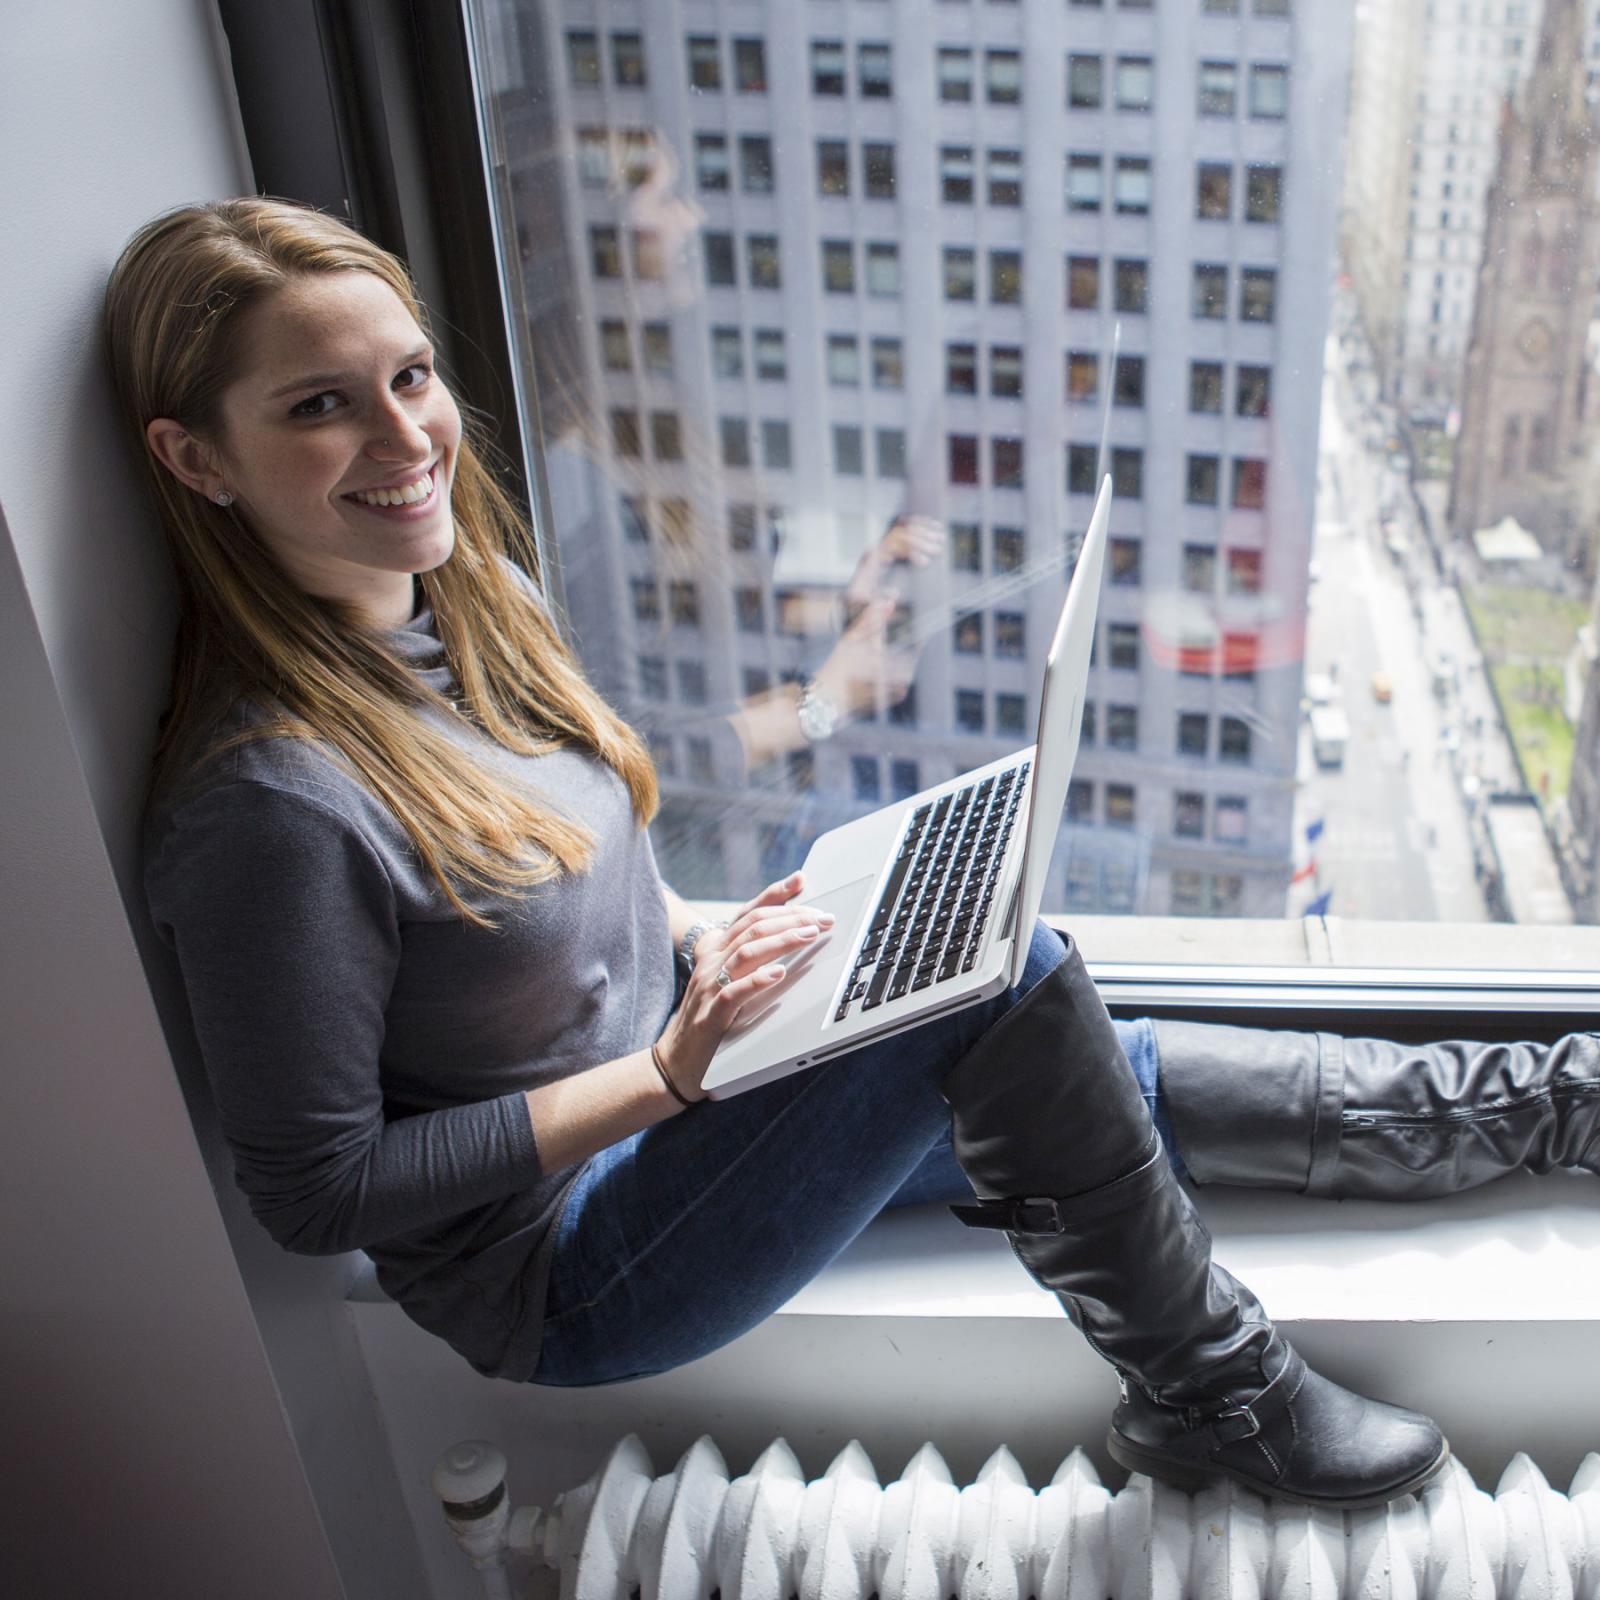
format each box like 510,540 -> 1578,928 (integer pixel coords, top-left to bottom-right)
623,135 -> 704,309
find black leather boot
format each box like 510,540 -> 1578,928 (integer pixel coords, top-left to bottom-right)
1150,1019 -> 1600,1197
942,939 -> 1448,1509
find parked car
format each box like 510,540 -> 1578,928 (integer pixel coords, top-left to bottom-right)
1371,671 -> 1393,704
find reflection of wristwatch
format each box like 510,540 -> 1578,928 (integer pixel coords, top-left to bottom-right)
796,678 -> 841,743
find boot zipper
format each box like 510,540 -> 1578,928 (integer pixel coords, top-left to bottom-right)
1346,1082 -> 1600,1128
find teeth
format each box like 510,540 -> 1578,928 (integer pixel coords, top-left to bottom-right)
351,469 -> 433,507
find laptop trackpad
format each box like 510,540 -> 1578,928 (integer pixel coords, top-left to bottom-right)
717,874 -> 876,1043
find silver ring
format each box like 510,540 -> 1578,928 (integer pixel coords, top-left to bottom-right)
715,968 -> 732,988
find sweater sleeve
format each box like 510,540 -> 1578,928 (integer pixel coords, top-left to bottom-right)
145,779 -> 542,1256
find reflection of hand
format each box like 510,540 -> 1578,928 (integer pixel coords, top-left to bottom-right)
653,873 -> 835,1100
845,514 -> 945,610
813,597 -> 915,718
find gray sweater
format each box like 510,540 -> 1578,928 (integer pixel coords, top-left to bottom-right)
143,578 -> 675,1379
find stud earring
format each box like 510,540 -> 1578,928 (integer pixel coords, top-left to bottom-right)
213,490 -> 234,507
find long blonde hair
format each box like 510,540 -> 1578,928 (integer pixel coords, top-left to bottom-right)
105,196 -> 658,926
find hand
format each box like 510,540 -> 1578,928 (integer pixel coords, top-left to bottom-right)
653,873 -> 836,1101
811,594 -> 917,720
844,514 -> 946,611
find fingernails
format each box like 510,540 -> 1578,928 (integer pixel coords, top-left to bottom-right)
797,924 -> 818,938
818,911 -> 836,924
762,964 -> 783,977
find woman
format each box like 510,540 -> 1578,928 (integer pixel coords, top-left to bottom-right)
108,197 -> 1597,1515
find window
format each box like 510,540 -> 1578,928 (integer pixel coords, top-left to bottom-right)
990,345 -> 1023,398
1067,442 -> 1098,492
669,580 -> 700,627
996,693 -> 1028,735
1111,447 -> 1143,500
822,239 -> 854,293
1116,56 -> 1154,111
1250,64 -> 1289,119
1107,706 -> 1139,751
1197,162 -> 1232,220
1223,632 -> 1257,681
1114,259 -> 1148,313
1114,157 -> 1152,215
1068,256 -> 1100,309
876,428 -> 907,479
747,234 -> 781,289
833,424 -> 864,476
576,128 -> 610,188
944,246 -> 976,300
651,411 -> 682,462
566,30 -> 600,87
600,319 -> 630,371
946,342 -> 978,395
871,337 -> 904,389
811,39 -> 844,96
993,527 -> 1024,571
852,756 -> 882,803
1110,537 -> 1142,585
988,148 -> 1023,207
987,49 -> 1022,104
1108,623 -> 1140,670
1199,60 -> 1238,117
1067,154 -> 1103,211
711,327 -> 742,381
753,330 -> 786,381
703,231 -> 736,287
1219,716 -> 1252,764
865,242 -> 900,297
720,416 -> 750,468
1175,792 -> 1206,839
630,576 -> 660,623
1067,781 -> 1095,824
611,408 -> 641,458
941,145 -> 975,203
938,47 -> 973,102
636,323 -> 669,376
1192,263 -> 1228,318
891,760 -> 921,800
631,229 -> 664,280
1236,365 -> 1272,418
954,613 -> 983,654
1215,797 -> 1248,845
675,661 -> 707,705
864,142 -> 896,199
990,249 -> 1022,304
619,495 -> 648,545
1068,53 -> 1104,109
734,38 -> 767,93
951,523 -> 982,572
611,33 -> 646,88
1246,165 -> 1283,222
827,335 -> 861,387
1227,547 -> 1263,594
1240,267 -> 1277,321
1183,543 -> 1218,592
688,738 -> 715,785
762,420 -> 791,471
818,140 -> 849,197
1113,354 -> 1145,407
955,690 -> 986,734
995,611 -> 1026,658
1232,457 -> 1268,509
948,434 -> 980,485
992,437 -> 1024,490
1187,454 -> 1221,506
639,656 -> 667,700
858,42 -> 893,98
590,225 -> 622,279
1177,713 -> 1210,757
1190,363 -> 1224,414
688,35 -> 721,91
740,136 -> 774,193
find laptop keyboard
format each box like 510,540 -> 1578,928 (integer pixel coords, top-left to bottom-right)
833,760 -> 1031,1024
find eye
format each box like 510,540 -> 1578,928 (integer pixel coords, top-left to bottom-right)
395,362 -> 432,391
288,391 -> 339,419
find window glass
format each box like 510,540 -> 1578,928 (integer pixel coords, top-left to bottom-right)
462,0 -> 1600,963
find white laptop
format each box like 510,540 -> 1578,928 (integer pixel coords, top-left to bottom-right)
701,475 -> 1113,1099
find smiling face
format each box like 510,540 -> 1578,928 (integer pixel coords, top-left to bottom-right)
206,270 -> 463,627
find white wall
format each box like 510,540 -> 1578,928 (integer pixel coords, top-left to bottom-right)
0,6 -> 424,1596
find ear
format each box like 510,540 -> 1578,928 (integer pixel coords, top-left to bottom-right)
146,418 -> 227,502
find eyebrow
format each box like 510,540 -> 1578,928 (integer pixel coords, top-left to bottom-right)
264,345 -> 433,402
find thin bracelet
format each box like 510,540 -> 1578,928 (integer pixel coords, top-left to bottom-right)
650,1042 -> 695,1109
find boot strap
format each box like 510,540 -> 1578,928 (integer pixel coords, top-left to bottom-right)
950,1137 -> 1168,1234
1161,1342 -> 1306,1457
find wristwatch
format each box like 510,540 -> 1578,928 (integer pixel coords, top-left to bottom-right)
796,677 -> 841,743
678,919 -> 726,970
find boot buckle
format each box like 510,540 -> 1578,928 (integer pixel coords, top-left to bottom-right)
1013,1196 -> 1066,1234
1210,1404 -> 1261,1444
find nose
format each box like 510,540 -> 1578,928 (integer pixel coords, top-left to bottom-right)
365,400 -> 432,463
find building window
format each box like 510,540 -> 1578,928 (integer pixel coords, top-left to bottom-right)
954,613 -> 983,654
762,420 -> 792,470
1068,53 -> 1104,109
822,239 -> 854,293
1236,364 -> 1272,418
876,427 -> 907,478
1190,363 -> 1224,414
1219,716 -> 1252,764
1068,255 -> 1101,309
852,756 -> 882,803
1114,259 -> 1148,313
630,577 -> 660,623
1117,56 -> 1154,111
711,326 -> 743,380
1174,791 -> 1206,838
1068,780 -> 1094,823
891,759 -> 921,800
1067,153 -> 1103,211
1107,704 -> 1139,751
1108,622 -> 1140,670
995,611 -> 1026,658
611,33 -> 646,87
640,322 -> 671,375
1232,458 -> 1268,509
675,660 -> 707,705
1187,454 -> 1221,505
1082,702 -> 1097,744
858,42 -> 893,98
751,329 -> 785,382
866,242 -> 900,296
566,30 -> 601,86
1223,632 -> 1257,681
1197,162 -> 1232,219
955,690 -> 986,734
669,580 -> 700,627
703,231 -> 736,287
1198,60 -> 1238,117
659,498 -> 690,545
1114,354 -> 1146,407
833,424 -> 864,476
990,249 -> 1023,304
576,128 -> 610,188
1250,63 -> 1289,119
994,527 -> 1025,571
1240,267 -> 1277,321
720,416 -> 750,468
939,47 -> 974,102
872,337 -> 904,389
1246,165 -> 1283,222
996,692 -> 1028,735
600,319 -> 630,371
741,136 -> 774,193
1114,156 -> 1152,215
811,38 -> 845,96
1067,442 -> 1098,493
992,437 -> 1025,489
1215,796 -> 1248,844
620,495 -> 648,543
1109,537 -> 1142,586
944,246 -> 976,300
1177,712 -> 1210,757
818,140 -> 849,197
688,35 -> 721,91
987,49 -> 1022,104
941,145 -> 975,203
951,523 -> 982,572
734,37 -> 767,93
1183,543 -> 1218,592
652,411 -> 683,462
639,656 -> 667,699
1192,262 -> 1228,318
1111,447 -> 1143,500
1067,352 -> 1099,404
1105,783 -> 1136,828
611,408 -> 641,458
631,229 -> 664,280
1227,548 -> 1263,594
988,148 -> 1023,206
949,434 -> 980,485
990,345 -> 1024,398
828,334 -> 861,387
590,225 -> 622,279
864,142 -> 897,199
947,342 -> 979,395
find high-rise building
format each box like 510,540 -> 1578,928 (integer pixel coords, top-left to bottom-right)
493,0 -> 1354,918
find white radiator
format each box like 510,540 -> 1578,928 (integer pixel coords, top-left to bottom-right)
433,1435 -> 1600,1600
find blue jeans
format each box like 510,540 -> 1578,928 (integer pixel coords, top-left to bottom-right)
532,921 -> 1180,1386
